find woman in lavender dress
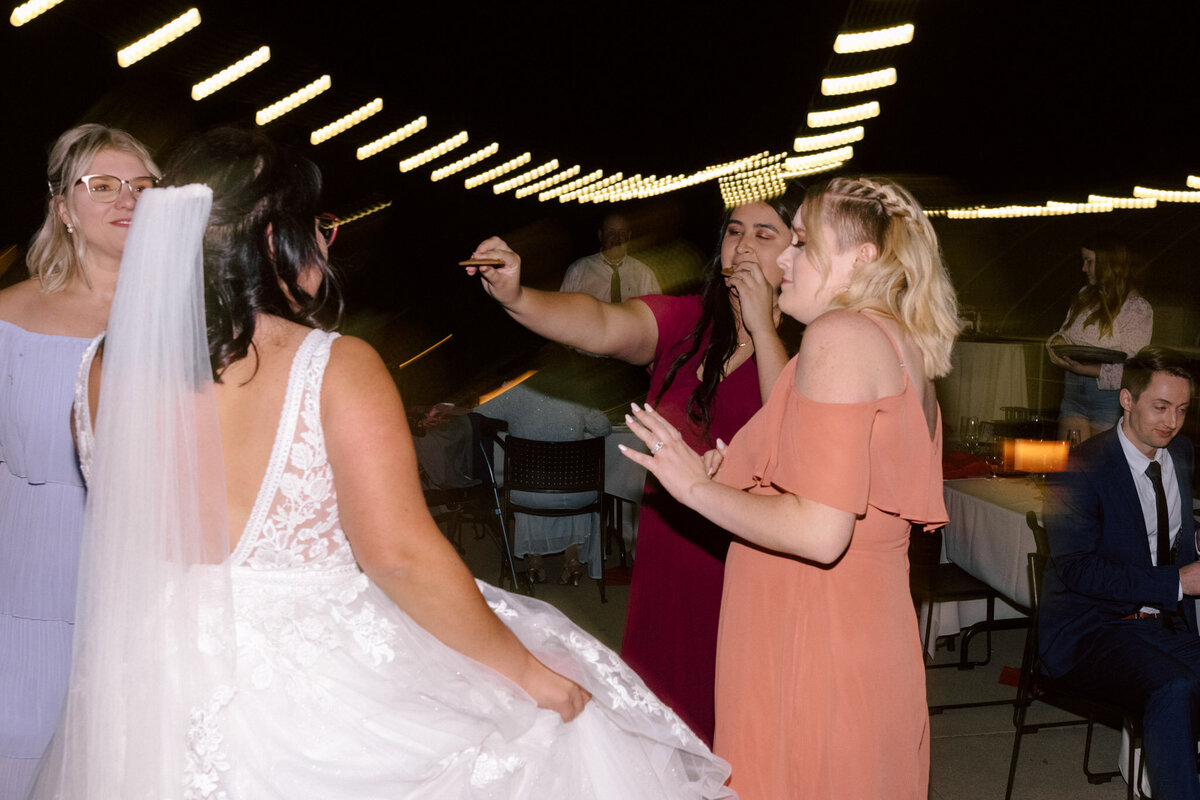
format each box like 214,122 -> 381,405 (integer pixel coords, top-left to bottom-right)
0,125 -> 157,798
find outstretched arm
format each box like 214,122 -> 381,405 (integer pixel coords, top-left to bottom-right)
468,237 -> 658,365
322,335 -> 589,721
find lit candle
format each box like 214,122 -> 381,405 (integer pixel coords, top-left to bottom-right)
1013,439 -> 1070,473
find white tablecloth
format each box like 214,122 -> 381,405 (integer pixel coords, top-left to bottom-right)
921,477 -> 1043,652
936,340 -> 1030,434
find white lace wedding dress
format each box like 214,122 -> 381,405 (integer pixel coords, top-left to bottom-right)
73,327 -> 734,800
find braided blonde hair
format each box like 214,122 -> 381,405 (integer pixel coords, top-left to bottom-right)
800,177 -> 961,378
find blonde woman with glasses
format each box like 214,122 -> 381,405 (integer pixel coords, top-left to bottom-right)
0,124 -> 157,796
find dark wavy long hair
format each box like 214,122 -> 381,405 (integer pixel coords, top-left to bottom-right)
160,127 -> 341,379
653,189 -> 802,443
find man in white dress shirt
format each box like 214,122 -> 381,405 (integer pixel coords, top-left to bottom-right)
1040,346 -> 1199,799
560,212 -> 660,302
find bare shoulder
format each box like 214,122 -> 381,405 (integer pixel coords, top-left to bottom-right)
326,334 -> 390,383
320,335 -> 415,474
0,278 -> 43,324
794,309 -> 902,403
323,335 -> 403,417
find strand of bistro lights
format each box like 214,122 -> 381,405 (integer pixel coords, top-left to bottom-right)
22,5 -> 1193,219
923,183 -> 1200,218
731,19 -> 916,209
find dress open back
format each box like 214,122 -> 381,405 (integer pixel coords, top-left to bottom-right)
72,327 -> 735,799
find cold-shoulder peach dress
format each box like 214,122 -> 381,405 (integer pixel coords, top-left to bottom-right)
713,324 -> 947,799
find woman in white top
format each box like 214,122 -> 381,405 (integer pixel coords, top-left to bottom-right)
1047,234 -> 1153,442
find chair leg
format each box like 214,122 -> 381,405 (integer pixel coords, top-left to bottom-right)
959,595 -> 994,670
597,501 -> 608,603
1005,697 -> 1031,800
612,496 -> 628,568
1081,714 -> 1122,785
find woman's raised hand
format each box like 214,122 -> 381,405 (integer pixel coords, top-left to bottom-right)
619,402 -> 714,504
727,260 -> 777,340
467,236 -> 522,306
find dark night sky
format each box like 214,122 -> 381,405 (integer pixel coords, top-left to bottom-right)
2,0 -> 1197,400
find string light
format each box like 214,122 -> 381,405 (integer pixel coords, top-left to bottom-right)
257,75 -> 331,126
821,67 -> 897,96
117,8 -> 200,67
431,143 -> 499,181
834,23 -> 914,54
308,97 -> 381,143
464,153 -> 531,189
1045,200 -> 1114,214
780,161 -> 844,179
514,165 -> 581,198
1132,186 -> 1200,203
493,160 -> 559,194
1087,194 -> 1158,209
807,101 -> 880,128
558,173 -> 625,203
335,198 -> 393,226
539,170 -> 604,201
793,126 -> 863,152
356,117 -> 427,159
399,132 -> 469,173
1186,176 -> 1200,189
784,146 -> 853,172
9,0 -> 63,26
578,174 -> 644,203
191,46 -> 270,101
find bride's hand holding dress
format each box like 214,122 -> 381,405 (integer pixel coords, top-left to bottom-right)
319,333 -> 591,721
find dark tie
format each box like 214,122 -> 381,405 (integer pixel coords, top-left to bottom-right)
609,263 -> 622,303
1146,461 -> 1172,566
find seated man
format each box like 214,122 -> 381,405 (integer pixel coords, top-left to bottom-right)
1040,345 -> 1198,799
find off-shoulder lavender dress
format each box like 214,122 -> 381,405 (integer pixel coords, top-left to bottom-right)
0,319 -> 91,798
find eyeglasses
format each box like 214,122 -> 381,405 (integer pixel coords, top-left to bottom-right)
317,213 -> 339,248
76,174 -> 159,203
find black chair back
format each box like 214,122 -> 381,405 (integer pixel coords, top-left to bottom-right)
503,435 -> 605,495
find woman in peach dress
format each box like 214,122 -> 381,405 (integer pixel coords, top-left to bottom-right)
621,177 -> 960,798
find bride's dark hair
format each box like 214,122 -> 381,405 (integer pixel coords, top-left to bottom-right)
161,126 -> 341,378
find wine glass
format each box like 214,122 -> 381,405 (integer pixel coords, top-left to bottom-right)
963,416 -> 980,453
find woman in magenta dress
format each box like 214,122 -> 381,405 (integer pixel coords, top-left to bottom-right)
467,192 -> 798,744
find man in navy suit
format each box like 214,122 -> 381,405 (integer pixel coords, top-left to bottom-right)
1041,346 -> 1198,799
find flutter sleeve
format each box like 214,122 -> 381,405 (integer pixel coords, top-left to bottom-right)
717,359 -> 879,516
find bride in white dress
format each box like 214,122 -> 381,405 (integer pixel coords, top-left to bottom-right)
31,128 -> 734,799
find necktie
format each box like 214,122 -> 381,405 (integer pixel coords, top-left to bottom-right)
1146,460 -> 1172,566
609,263 -> 622,303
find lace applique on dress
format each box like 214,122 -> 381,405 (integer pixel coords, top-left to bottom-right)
184,685 -> 236,800
226,331 -> 400,704
71,332 -> 105,486
232,329 -> 353,572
